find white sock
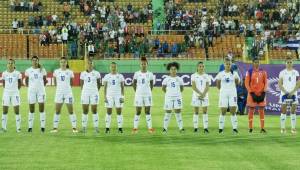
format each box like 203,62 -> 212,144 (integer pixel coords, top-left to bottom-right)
280,113 -> 286,129
2,114 -> 7,130
28,112 -> 34,129
53,114 -> 60,129
133,114 -> 140,129
219,115 -> 225,129
163,113 -> 172,130
231,115 -> 238,129
105,114 -> 111,128
291,114 -> 296,129
146,114 -> 152,129
16,114 -> 21,130
69,114 -> 77,128
193,114 -> 199,129
92,113 -> 99,128
82,114 -> 88,128
203,114 -> 208,129
40,112 -> 46,128
117,115 -> 123,128
175,113 -> 183,130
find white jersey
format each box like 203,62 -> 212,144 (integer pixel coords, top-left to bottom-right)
279,69 -> 299,95
2,70 -> 22,94
25,67 -> 46,90
216,71 -> 240,93
191,73 -> 211,98
162,76 -> 184,98
53,68 -> 74,93
80,70 -> 101,93
103,73 -> 124,97
133,71 -> 154,96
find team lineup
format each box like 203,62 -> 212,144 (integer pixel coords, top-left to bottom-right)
1,56 -> 299,135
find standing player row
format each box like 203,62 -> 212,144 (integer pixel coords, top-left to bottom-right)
1,57 -> 299,134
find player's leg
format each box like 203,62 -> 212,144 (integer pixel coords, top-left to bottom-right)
1,105 -> 9,132
202,106 -> 209,133
163,97 -> 173,133
51,103 -> 63,132
280,104 -> 287,134
116,107 -> 123,133
28,103 -> 35,132
81,104 -> 89,133
174,108 -> 184,132
132,106 -> 142,134
14,105 -> 21,132
248,106 -> 255,133
290,104 -> 297,134
145,106 -> 154,133
193,107 -> 199,132
258,106 -> 266,133
66,103 -> 77,133
38,93 -> 46,132
229,106 -> 238,134
91,104 -> 99,133
105,107 -> 112,133
219,107 -> 227,133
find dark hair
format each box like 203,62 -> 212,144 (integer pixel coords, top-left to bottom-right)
60,57 -> 69,69
32,55 -> 42,70
140,56 -> 148,63
111,62 -> 117,65
197,61 -> 204,65
286,56 -> 293,61
252,57 -> 259,62
166,62 -> 180,71
224,57 -> 231,63
8,58 -> 16,69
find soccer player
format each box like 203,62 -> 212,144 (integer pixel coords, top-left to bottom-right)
50,57 -> 78,133
1,59 -> 22,132
132,57 -> 155,134
245,58 -> 268,133
25,56 -> 47,133
103,62 -> 125,133
162,62 -> 185,133
216,58 -> 240,134
80,59 -> 101,133
278,57 -> 299,134
191,61 -> 210,133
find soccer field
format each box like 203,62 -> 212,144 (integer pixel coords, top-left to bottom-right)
0,87 -> 299,170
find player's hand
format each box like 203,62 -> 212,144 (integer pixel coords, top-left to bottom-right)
120,97 -> 124,103
104,98 -> 108,103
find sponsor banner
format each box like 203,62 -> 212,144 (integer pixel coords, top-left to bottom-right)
0,72 -> 218,86
236,62 -> 300,115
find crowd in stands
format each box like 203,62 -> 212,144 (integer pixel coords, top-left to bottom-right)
10,0 -> 43,12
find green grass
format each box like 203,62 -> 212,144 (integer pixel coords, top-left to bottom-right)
0,87 -> 299,170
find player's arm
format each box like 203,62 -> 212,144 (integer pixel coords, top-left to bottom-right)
121,81 -> 125,96
150,80 -> 154,90
278,77 -> 288,94
235,77 -> 240,85
180,85 -> 184,92
43,75 -> 47,86
192,80 -> 202,95
25,76 -> 29,87
103,81 -> 108,102
70,77 -> 74,87
245,72 -> 251,92
133,79 -> 137,91
263,71 -> 268,92
18,78 -> 22,89
216,80 -> 221,90
203,81 -> 210,96
97,78 -> 101,90
162,85 -> 166,93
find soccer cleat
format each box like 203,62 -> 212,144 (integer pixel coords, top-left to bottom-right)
105,128 -> 110,134
0,128 -> 7,133
204,128 -> 209,134
72,128 -> 78,133
249,129 -> 253,133
50,128 -> 58,133
179,128 -> 185,133
162,128 -> 167,134
28,128 -> 32,133
281,129 -> 286,134
219,129 -> 224,134
233,129 -> 239,134
291,129 -> 297,134
194,128 -> 198,133
118,128 -> 123,133
81,127 -> 87,134
260,129 -> 267,133
132,128 -> 138,134
148,128 -> 155,134
41,128 -> 45,133
16,129 -> 21,133
94,127 -> 100,134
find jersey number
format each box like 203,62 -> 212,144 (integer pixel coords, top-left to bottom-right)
61,76 -> 65,81
289,77 -> 292,82
88,77 -> 91,82
171,82 -> 176,88
112,80 -> 116,85
8,78 -> 13,83
34,74 -> 38,79
142,79 -> 145,84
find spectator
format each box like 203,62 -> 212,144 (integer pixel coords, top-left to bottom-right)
12,19 -> 18,33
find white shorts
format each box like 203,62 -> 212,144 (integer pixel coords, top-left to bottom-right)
219,91 -> 237,108
134,95 -> 152,107
81,92 -> 99,105
279,94 -> 299,105
191,96 -> 209,107
55,92 -> 74,104
28,89 -> 46,104
164,96 -> 183,110
2,92 -> 20,106
105,95 -> 124,108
